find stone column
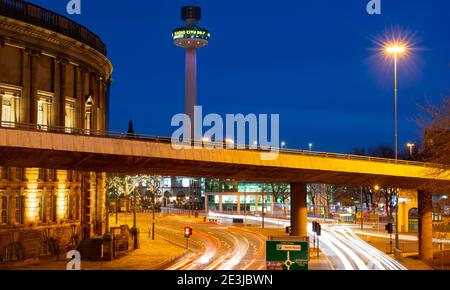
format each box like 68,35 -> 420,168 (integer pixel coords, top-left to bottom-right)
21,49 -> 31,123
79,66 -> 87,130
81,172 -> 95,238
25,49 -> 40,124
254,194 -> 259,213
418,190 -> 433,261
74,66 -> 81,129
219,193 -> 223,212
204,193 -> 208,212
291,183 -> 308,237
57,58 -> 68,127
95,172 -> 106,235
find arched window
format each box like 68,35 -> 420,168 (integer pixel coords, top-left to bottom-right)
85,95 -> 93,134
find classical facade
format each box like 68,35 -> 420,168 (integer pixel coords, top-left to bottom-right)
0,1 -> 112,264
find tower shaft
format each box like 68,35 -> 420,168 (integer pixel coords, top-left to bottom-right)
185,47 -> 197,138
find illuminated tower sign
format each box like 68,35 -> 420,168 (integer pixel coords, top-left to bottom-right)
172,6 -> 210,139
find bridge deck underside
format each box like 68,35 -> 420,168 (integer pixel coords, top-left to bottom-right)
0,146 -> 439,188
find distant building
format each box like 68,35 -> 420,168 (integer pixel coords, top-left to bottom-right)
205,179 -> 291,215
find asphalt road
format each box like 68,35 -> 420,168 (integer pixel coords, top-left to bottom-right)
316,224 -> 407,270
159,216 -> 267,270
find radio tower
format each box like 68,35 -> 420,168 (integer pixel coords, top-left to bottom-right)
172,6 -> 210,139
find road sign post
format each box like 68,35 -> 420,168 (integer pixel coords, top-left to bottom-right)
266,236 -> 309,270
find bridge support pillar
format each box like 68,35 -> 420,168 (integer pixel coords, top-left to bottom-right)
291,183 -> 307,237
418,190 -> 433,261
219,193 -> 223,212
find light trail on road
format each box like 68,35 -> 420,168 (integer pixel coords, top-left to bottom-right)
210,213 -> 409,270
163,216 -> 266,270
318,224 -> 407,270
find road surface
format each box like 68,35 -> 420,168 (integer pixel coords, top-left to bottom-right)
315,224 -> 407,270
159,216 -> 267,270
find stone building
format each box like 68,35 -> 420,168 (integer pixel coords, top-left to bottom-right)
0,0 -> 112,264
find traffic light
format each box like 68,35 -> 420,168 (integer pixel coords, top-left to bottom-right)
316,223 -> 321,236
385,223 -> 393,234
184,227 -> 193,238
285,226 -> 292,235
312,221 -> 321,235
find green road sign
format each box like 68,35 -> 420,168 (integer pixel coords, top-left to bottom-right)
266,239 -> 309,270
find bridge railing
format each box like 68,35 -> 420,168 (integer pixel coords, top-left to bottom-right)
0,121 -> 443,168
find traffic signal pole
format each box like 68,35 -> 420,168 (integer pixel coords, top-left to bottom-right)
186,237 -> 189,254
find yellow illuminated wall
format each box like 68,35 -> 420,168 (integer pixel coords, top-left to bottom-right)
397,189 -> 418,233
56,170 -> 68,221
25,168 -> 39,223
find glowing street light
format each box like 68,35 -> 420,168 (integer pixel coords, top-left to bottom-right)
309,143 -> 313,151
281,141 -> 286,148
386,45 -> 406,54
406,143 -> 415,157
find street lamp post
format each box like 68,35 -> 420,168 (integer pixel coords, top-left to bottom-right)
385,44 -> 406,252
407,143 -> 415,157
152,190 -> 157,240
115,194 -> 119,225
360,186 -> 364,230
131,185 -> 140,249
262,195 -> 265,229
133,188 -> 137,229
309,143 -> 313,151
244,191 -> 247,226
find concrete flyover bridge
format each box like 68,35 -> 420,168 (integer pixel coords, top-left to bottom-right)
1,123 -> 449,261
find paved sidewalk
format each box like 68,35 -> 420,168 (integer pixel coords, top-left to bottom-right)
12,235 -> 185,270
309,250 -> 334,270
10,215 -> 187,270
355,228 -> 437,270
396,254 -> 434,270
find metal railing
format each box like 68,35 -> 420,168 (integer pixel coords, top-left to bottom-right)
0,121 -> 445,168
0,0 -> 106,55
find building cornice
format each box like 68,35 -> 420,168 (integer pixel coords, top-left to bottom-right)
0,16 -> 113,79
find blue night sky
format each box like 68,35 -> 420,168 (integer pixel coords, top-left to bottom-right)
32,0 -> 449,153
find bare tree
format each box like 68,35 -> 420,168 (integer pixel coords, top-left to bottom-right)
419,97 -> 450,192
262,183 -> 290,217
